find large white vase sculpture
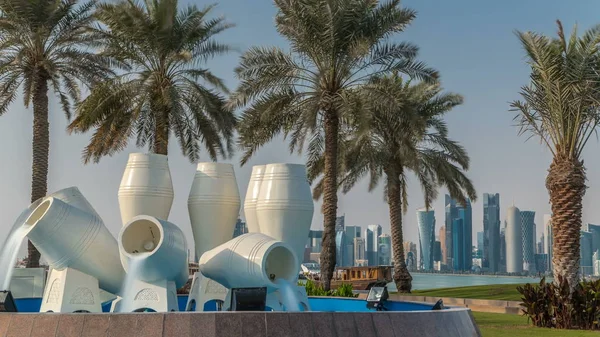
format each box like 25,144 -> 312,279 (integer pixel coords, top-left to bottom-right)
117,215 -> 188,312
243,165 -> 265,233
188,162 -> 240,259
198,233 -> 298,291
255,164 -> 314,264
23,197 -> 125,294
118,153 -> 174,225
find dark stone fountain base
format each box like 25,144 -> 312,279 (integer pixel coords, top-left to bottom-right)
0,308 -> 481,337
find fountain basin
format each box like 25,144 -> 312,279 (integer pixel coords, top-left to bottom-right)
5,297 -> 481,337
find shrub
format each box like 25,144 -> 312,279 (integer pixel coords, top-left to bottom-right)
517,276 -> 600,330
300,279 -> 358,298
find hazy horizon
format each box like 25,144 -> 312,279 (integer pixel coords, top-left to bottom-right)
2,0 -> 600,259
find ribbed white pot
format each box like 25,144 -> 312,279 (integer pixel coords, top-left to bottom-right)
199,233 -> 298,291
243,165 -> 265,233
188,162 -> 240,259
118,153 -> 174,225
50,186 -> 101,218
255,164 -> 314,264
118,215 -> 189,288
23,197 -> 125,295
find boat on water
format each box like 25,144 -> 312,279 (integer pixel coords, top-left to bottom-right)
305,265 -> 393,291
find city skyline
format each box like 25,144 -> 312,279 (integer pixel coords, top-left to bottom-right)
3,0 -> 600,258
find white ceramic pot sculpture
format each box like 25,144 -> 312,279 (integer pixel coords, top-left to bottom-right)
255,164 -> 314,264
119,215 -> 189,288
118,153 -> 174,225
198,233 -> 298,291
23,197 -> 125,295
243,165 -> 265,233
50,186 -> 101,218
188,162 -> 240,259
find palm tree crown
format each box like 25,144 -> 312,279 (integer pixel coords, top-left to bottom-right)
232,0 -> 437,290
0,0 -> 113,267
69,0 -> 236,163
318,75 -> 476,292
511,21 -> 600,287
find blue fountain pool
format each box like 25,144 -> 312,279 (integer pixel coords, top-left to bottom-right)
13,295 -> 436,313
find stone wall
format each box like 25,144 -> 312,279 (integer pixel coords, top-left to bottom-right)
0,309 -> 481,337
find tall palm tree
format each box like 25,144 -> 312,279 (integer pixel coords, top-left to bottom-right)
0,0 -> 112,267
68,0 -> 236,163
511,21 -> 600,288
232,0 -> 437,290
315,75 -> 476,292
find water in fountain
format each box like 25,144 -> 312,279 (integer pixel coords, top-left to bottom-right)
0,207 -> 36,290
276,278 -> 301,312
117,255 -> 146,313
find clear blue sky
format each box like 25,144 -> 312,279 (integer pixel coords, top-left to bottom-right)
1,0 -> 600,258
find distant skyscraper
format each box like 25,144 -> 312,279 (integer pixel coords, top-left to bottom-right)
439,226 -> 446,265
344,225 -> 361,266
444,196 -> 458,268
581,231 -> 593,276
354,237 -> 365,265
433,241 -> 442,262
539,232 -> 545,254
417,208 -> 436,271
534,254 -> 548,274
499,226 -> 506,272
506,205 -> 523,273
403,241 -> 417,259
593,250 -> 600,277
378,234 -> 391,265
520,210 -> 536,273
233,218 -> 248,238
452,217 -> 465,271
588,223 -> 600,257
483,193 -> 501,272
365,225 -> 382,266
336,215 -> 345,232
335,231 -> 348,267
477,231 -> 484,257
309,230 -> 323,253
544,214 -> 553,274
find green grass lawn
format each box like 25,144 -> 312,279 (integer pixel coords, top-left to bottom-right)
408,284 -> 524,301
473,312 -> 598,337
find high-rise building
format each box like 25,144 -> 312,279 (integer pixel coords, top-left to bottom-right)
439,226 -> 446,265
417,208 -> 436,271
520,210 -> 536,273
336,215 -> 345,232
534,254 -> 548,274
483,193 -> 501,272
593,250 -> 600,277
452,217 -> 465,271
476,231 -> 484,258
444,196 -> 458,268
335,231 -> 348,267
344,225 -> 361,266
544,214 -> 553,274
403,241 -> 417,259
506,205 -> 523,273
378,234 -> 392,265
539,232 -> 545,254
587,223 -> 600,257
309,230 -> 323,253
365,225 -> 382,266
233,218 -> 248,238
354,237 -> 365,265
581,231 -> 593,276
499,226 -> 506,272
433,241 -> 442,262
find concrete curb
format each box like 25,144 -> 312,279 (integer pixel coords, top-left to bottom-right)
391,295 -> 522,315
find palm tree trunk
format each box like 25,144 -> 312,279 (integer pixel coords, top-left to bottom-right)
153,111 -> 169,155
320,111 -> 339,291
27,75 -> 50,268
546,155 -> 586,290
387,173 -> 412,292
